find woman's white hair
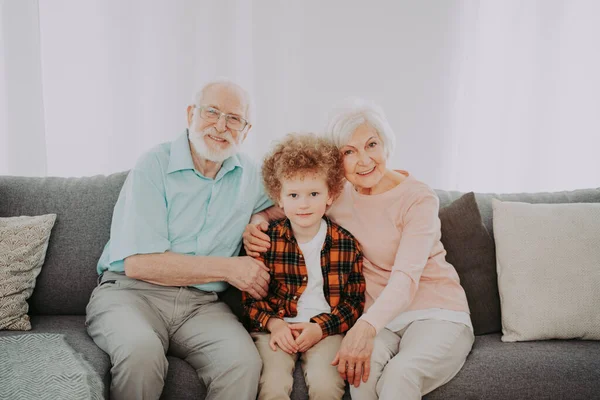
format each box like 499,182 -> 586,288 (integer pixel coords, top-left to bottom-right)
324,97 -> 396,159
191,78 -> 255,123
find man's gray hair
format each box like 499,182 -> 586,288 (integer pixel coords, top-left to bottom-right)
324,97 -> 396,159
192,78 -> 255,123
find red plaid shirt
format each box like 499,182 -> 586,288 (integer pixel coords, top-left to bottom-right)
242,217 -> 365,337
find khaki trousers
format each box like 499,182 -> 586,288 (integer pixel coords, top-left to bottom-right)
85,271 -> 261,400
252,332 -> 345,400
350,319 -> 474,400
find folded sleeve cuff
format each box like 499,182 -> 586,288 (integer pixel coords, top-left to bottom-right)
254,311 -> 277,332
358,314 -> 383,334
109,239 -> 170,265
310,314 -> 335,338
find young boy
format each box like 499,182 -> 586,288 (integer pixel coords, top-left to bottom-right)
242,133 -> 365,400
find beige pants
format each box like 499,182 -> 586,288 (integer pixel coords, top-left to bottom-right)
252,332 -> 346,400
351,319 -> 474,400
86,271 -> 261,400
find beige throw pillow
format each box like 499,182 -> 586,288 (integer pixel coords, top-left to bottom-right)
492,199 -> 600,342
0,214 -> 56,330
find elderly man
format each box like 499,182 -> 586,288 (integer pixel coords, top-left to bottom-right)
86,80 -> 277,400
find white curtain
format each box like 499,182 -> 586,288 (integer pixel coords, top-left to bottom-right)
1,0 -> 599,192
1,0 -> 47,176
442,0 -> 600,192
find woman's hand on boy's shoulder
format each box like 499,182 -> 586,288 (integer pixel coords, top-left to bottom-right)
243,222 -> 271,257
267,318 -> 299,354
289,322 -> 323,352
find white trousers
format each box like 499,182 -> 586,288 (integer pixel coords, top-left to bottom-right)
350,319 -> 474,400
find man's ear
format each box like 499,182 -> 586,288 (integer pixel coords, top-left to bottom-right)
186,105 -> 195,127
241,124 -> 252,142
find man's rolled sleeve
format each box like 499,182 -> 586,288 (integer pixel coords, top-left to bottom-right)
108,157 -> 171,266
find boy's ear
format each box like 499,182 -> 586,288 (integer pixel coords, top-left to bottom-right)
326,195 -> 334,207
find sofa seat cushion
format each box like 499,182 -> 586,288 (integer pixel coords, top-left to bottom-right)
424,333 -> 600,400
2,320 -> 597,400
0,316 -> 209,400
0,316 -> 343,399
0,315 -> 111,398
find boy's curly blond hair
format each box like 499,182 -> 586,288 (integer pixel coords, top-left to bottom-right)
262,133 -> 345,204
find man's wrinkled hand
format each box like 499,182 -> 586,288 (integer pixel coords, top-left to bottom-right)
227,256 -> 270,299
242,222 -> 270,257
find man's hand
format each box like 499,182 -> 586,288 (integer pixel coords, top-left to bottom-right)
289,322 -> 323,352
242,222 -> 271,257
226,256 -> 270,299
267,318 -> 299,354
331,320 -> 376,388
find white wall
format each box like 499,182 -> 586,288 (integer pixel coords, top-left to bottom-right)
0,0 -> 46,176
251,2 -> 463,190
3,1 -> 600,192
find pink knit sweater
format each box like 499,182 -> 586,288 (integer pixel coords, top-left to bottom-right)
327,171 -> 470,333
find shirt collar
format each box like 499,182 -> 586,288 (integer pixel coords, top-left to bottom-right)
215,152 -> 243,180
167,130 -> 196,174
278,216 -> 333,249
167,130 -> 243,178
279,218 -> 295,241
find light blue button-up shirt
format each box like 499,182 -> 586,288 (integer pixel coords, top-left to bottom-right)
97,130 -> 273,292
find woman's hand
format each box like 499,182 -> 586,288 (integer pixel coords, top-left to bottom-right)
331,320 -> 376,388
267,318 -> 299,354
289,322 -> 323,352
242,221 -> 271,257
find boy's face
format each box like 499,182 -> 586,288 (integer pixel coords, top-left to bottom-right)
279,172 -> 333,231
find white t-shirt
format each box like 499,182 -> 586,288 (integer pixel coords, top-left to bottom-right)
284,219 -> 331,323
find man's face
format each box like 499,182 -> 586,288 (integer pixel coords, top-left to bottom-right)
187,84 -> 250,163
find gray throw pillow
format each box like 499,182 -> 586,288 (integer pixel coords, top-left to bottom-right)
439,192 -> 500,335
0,214 -> 56,330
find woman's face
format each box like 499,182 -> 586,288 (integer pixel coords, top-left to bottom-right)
339,123 -> 387,192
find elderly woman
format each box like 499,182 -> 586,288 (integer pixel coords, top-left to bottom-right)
244,98 -> 474,399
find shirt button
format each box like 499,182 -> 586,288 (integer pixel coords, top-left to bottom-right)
299,254 -> 303,258
293,295 -> 297,300
303,276 -> 307,281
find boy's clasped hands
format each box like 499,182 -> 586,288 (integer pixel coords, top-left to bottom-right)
266,318 -> 323,353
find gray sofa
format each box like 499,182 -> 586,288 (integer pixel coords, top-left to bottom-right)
1,171 -> 599,399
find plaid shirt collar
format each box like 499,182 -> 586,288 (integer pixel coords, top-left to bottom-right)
275,216 -> 334,250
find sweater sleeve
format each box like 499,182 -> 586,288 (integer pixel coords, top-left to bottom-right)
359,191 -> 440,333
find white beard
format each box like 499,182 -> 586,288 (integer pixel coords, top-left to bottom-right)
189,127 -> 240,163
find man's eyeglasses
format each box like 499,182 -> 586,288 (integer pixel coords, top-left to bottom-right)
195,106 -> 249,131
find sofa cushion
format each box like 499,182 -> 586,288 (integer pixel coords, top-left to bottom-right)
435,187 -> 600,241
0,173 -> 128,315
0,315 -> 210,400
424,333 -> 600,400
0,315 -> 351,400
493,200 -> 600,341
438,192 -> 499,335
0,315 -> 111,399
435,187 -> 600,335
0,214 -> 56,330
